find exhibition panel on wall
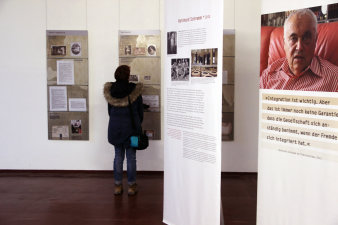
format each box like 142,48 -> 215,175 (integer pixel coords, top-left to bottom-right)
46,30 -> 89,140
118,30 -> 162,140
163,0 -> 223,224
258,2 -> 338,224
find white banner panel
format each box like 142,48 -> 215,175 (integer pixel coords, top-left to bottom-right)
258,2 -> 338,224
258,89 -> 338,225
163,1 -> 223,225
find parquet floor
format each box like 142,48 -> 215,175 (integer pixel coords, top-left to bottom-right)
0,171 -> 257,225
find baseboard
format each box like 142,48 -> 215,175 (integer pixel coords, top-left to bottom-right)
0,170 -> 164,177
0,170 -> 256,178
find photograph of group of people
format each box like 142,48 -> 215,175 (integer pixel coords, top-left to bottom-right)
171,58 -> 189,81
192,48 -> 217,66
260,4 -> 338,92
191,48 -> 218,77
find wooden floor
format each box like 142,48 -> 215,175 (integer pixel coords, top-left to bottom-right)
0,171 -> 257,225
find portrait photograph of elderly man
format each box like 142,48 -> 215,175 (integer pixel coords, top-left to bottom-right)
260,5 -> 338,92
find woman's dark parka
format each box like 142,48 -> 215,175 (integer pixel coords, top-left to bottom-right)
103,81 -> 143,146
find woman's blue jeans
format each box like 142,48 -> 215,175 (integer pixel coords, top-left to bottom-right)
114,142 -> 136,185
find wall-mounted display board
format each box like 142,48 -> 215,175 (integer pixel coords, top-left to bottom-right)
46,30 -> 89,140
119,30 -> 161,140
222,30 -> 235,141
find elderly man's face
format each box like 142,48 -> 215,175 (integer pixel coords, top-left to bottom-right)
284,14 -> 317,76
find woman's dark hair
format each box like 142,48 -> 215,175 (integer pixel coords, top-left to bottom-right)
114,65 -> 130,81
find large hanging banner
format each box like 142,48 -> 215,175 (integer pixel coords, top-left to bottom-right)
258,3 -> 338,224
163,0 -> 223,225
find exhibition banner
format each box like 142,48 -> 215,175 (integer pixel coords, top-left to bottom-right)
258,4 -> 338,224
163,0 -> 223,225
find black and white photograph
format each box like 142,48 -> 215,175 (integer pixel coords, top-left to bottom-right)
167,31 -> 177,54
171,58 -> 189,81
144,75 -> 151,81
124,45 -> 132,55
71,120 -> 82,134
51,46 -> 66,56
71,42 -> 81,56
129,74 -> 139,82
147,44 -> 156,56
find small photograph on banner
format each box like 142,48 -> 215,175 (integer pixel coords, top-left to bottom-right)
167,31 -> 177,54
191,48 -> 218,77
70,42 -> 81,56
52,125 -> 69,140
71,120 -> 82,134
51,45 -> 66,56
260,4 -> 338,92
124,45 -> 132,55
191,66 -> 217,77
147,44 -> 157,56
130,74 -> 139,82
144,75 -> 151,81
134,47 -> 146,55
171,58 -> 189,81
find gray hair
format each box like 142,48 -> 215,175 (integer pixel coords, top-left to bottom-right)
284,8 -> 317,38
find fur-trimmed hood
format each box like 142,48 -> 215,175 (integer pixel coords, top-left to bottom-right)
103,82 -> 143,107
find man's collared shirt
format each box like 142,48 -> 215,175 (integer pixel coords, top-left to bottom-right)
260,56 -> 338,92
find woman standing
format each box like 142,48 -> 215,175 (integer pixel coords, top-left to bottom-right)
103,65 -> 143,196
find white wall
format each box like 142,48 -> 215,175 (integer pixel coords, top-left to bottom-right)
221,0 -> 260,172
0,0 -> 260,172
261,0 -> 337,14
